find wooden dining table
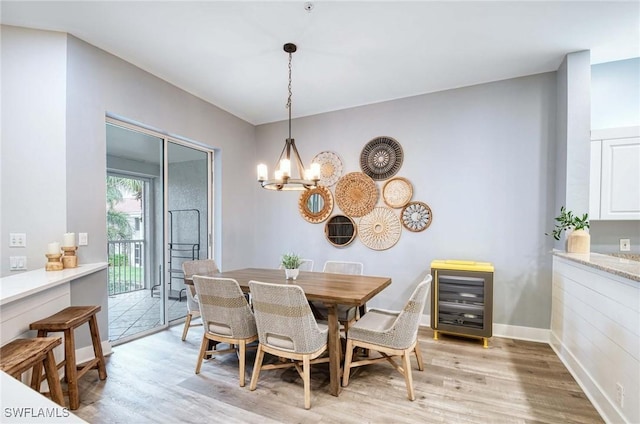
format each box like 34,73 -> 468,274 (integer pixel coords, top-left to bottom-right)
203,267 -> 392,396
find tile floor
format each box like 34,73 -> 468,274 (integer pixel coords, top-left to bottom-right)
108,289 -> 188,342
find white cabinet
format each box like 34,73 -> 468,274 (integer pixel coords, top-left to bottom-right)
590,127 -> 640,220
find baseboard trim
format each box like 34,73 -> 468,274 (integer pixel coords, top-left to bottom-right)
76,340 -> 113,364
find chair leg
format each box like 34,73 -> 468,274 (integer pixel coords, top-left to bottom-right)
342,339 -> 354,387
88,314 -> 107,380
249,344 -> 265,391
64,328 -> 80,410
30,330 -> 47,391
195,335 -> 208,374
238,341 -> 246,387
43,349 -> 64,407
414,341 -> 424,371
303,354 -> 311,410
182,313 -> 192,341
401,349 -> 415,401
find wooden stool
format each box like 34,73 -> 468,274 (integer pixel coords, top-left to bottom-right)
0,337 -> 65,406
30,305 -> 107,410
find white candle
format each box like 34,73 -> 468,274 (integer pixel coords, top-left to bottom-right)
257,164 -> 268,181
274,170 -> 283,181
48,242 -> 60,254
62,233 -> 75,247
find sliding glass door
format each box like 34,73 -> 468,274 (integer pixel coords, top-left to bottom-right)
106,119 -> 213,344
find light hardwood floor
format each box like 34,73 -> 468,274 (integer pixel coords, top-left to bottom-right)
75,325 -> 603,423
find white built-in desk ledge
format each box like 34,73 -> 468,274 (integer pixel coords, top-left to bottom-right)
0,263 -> 108,306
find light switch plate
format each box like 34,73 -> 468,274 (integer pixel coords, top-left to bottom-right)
10,256 -> 27,270
79,233 -> 88,246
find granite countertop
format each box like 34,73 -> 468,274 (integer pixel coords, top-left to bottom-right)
553,251 -> 640,282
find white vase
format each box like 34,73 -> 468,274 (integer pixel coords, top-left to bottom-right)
567,229 -> 590,253
285,268 -> 299,280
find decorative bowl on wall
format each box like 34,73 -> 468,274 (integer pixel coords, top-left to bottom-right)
360,136 -> 404,180
358,207 -> 402,250
311,151 -> 343,187
401,201 -> 432,232
335,172 -> 378,217
382,177 -> 413,208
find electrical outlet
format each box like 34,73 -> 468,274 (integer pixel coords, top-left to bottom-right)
9,233 -> 26,247
620,239 -> 631,252
616,382 -> 624,408
9,256 -> 27,270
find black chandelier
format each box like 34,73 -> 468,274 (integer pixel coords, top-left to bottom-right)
257,43 -> 320,191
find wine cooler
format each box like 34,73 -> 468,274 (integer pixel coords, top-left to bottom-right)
430,260 -> 494,348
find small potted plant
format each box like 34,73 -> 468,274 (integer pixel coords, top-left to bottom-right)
281,253 -> 303,280
547,206 -> 590,253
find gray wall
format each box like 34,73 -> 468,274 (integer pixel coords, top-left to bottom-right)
1,26 -> 256,349
255,72 -> 558,329
592,58 -> 640,130
1,26 -> 68,272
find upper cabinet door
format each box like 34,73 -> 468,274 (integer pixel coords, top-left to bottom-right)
600,136 -> 640,220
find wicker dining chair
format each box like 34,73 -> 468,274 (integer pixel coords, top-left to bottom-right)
192,276 -> 258,387
181,259 -> 220,341
248,280 -> 329,410
310,261 -> 364,333
342,275 -> 432,401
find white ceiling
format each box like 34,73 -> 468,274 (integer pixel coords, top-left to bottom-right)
2,1 -> 639,125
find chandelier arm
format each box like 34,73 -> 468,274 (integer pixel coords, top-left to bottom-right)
289,139 -> 307,178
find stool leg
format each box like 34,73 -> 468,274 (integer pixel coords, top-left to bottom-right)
88,314 -> 107,380
43,350 -> 65,407
30,330 -> 47,391
64,328 -> 80,410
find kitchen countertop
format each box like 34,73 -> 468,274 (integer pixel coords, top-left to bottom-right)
0,263 -> 108,306
553,251 -> 640,282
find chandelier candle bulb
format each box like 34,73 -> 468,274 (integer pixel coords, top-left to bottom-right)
280,159 -> 291,177
274,170 -> 283,181
257,164 -> 268,181
62,232 -> 75,247
47,242 -> 60,254
311,162 -> 321,180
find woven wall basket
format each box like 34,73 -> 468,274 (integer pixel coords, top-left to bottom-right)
358,207 -> 402,250
382,177 -> 413,208
311,151 -> 343,187
360,136 -> 404,180
401,201 -> 433,232
335,172 -> 378,218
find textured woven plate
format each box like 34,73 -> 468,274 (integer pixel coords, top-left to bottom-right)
358,207 -> 402,250
360,136 -> 404,180
335,172 -> 378,217
298,186 -> 334,224
383,177 -> 413,208
311,151 -> 343,187
401,201 -> 432,232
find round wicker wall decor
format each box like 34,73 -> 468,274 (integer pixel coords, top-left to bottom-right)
335,172 -> 378,217
311,151 -> 343,187
298,185 -> 334,224
360,136 -> 404,180
358,207 -> 402,250
382,177 -> 413,208
401,201 -> 432,232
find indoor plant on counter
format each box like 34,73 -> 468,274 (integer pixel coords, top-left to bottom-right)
547,206 -> 590,253
281,253 -> 303,280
